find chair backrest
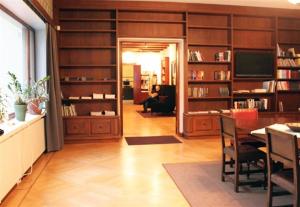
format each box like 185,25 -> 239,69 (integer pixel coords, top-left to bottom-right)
220,115 -> 239,156
231,108 -> 258,127
266,127 -> 299,188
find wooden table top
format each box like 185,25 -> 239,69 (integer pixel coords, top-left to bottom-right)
235,113 -> 300,146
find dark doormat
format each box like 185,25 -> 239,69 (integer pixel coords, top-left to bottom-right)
136,110 -> 175,118
125,135 -> 182,145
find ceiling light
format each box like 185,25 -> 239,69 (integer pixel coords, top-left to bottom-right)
288,0 -> 300,4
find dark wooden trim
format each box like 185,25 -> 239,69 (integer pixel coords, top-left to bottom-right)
0,4 -> 34,30
23,0 -> 55,27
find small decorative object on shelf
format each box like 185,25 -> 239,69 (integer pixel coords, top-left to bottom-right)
62,104 -> 77,117
93,93 -> 104,99
105,94 -> 116,99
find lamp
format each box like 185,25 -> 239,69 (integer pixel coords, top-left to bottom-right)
288,0 -> 300,4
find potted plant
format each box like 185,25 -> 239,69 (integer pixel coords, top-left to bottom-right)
0,89 -> 8,123
27,76 -> 50,115
7,72 -> 29,121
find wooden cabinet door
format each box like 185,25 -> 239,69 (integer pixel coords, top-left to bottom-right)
65,119 -> 90,136
91,119 -> 111,135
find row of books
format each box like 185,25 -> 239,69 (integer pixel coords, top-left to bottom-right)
277,81 -> 300,91
190,70 -> 204,80
188,50 -> 203,62
215,50 -> 231,62
277,70 -> 300,79
189,70 -> 230,80
262,80 -> 276,93
233,98 -> 268,111
62,104 -> 77,117
188,87 -> 208,97
68,93 -> 116,100
277,45 -> 299,58
214,71 -> 231,80
219,87 -> 230,96
277,58 -> 300,67
187,109 -> 231,115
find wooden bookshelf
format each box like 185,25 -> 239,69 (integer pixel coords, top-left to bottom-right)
55,1 -> 300,139
58,8 -> 120,141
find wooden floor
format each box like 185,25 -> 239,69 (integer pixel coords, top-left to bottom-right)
2,102 -> 221,207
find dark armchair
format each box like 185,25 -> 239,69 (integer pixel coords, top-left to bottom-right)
150,85 -> 176,114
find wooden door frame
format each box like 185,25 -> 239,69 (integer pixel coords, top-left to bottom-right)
118,38 -> 185,136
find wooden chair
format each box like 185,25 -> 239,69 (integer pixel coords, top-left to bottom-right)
220,114 -> 266,192
265,128 -> 299,207
231,108 -> 265,148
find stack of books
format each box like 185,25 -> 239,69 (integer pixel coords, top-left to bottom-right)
215,50 -> 231,62
190,70 -> 204,80
277,70 -> 300,79
219,87 -> 229,96
214,71 -> 230,80
62,104 -> 77,117
277,81 -> 300,91
188,50 -> 203,62
262,80 -> 276,93
277,58 -> 298,67
234,98 -> 268,111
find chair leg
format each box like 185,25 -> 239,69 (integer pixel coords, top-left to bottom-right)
267,180 -> 273,207
234,162 -> 240,193
247,161 -> 250,179
221,153 -> 225,182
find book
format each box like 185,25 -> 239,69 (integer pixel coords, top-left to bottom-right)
105,94 -> 116,99
81,96 -> 92,100
93,93 -> 104,99
68,96 -> 80,100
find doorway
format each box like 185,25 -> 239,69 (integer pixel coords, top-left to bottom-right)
118,38 -> 184,136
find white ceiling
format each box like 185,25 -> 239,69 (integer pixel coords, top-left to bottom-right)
119,0 -> 300,9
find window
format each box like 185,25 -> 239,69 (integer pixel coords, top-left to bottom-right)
0,9 -> 33,113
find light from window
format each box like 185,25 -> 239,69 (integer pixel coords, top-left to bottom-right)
0,10 -> 28,113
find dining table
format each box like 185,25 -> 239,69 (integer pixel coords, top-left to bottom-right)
235,112 -> 300,148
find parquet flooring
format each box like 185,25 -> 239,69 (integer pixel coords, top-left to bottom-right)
2,102 -> 221,207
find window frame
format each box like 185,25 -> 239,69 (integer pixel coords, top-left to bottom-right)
0,5 -> 36,118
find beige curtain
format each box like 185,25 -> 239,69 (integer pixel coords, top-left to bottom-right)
45,24 -> 64,151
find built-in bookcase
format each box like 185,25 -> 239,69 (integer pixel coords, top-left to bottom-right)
277,17 -> 300,112
187,13 -> 232,112
58,9 -> 120,141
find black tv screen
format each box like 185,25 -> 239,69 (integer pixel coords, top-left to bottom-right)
235,51 -> 274,78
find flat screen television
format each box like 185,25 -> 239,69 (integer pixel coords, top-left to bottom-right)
234,51 -> 275,78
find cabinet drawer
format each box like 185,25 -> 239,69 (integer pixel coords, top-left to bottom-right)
65,119 -> 90,135
91,119 -> 111,135
194,117 -> 213,131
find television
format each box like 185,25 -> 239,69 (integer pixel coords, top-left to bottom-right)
234,51 -> 275,78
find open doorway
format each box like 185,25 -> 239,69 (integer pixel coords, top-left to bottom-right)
118,38 -> 184,137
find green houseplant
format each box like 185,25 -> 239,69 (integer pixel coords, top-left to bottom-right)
0,89 -> 8,122
26,76 -> 50,115
7,72 -> 29,121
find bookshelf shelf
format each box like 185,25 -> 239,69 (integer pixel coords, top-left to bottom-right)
233,28 -> 274,32
188,96 -> 231,100
277,56 -> 300,59
188,61 -> 231,65
277,90 -> 300,93
233,92 -> 275,96
188,25 -> 231,30
60,64 -> 117,68
233,46 -> 275,50
188,80 -> 231,84
278,28 -> 300,31
277,66 -> 300,70
277,79 -> 300,81
63,115 -> 119,119
61,80 -> 117,84
62,98 -> 117,102
278,42 -> 300,46
59,46 -> 116,49
60,29 -> 117,33
233,78 -> 275,82
60,18 -> 116,22
118,19 -> 186,24
188,43 -> 231,47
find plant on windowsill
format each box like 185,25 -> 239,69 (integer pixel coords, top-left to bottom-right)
0,88 -> 8,123
26,76 -> 50,115
7,72 -> 29,121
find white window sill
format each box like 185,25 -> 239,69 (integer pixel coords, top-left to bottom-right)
0,113 -> 45,143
